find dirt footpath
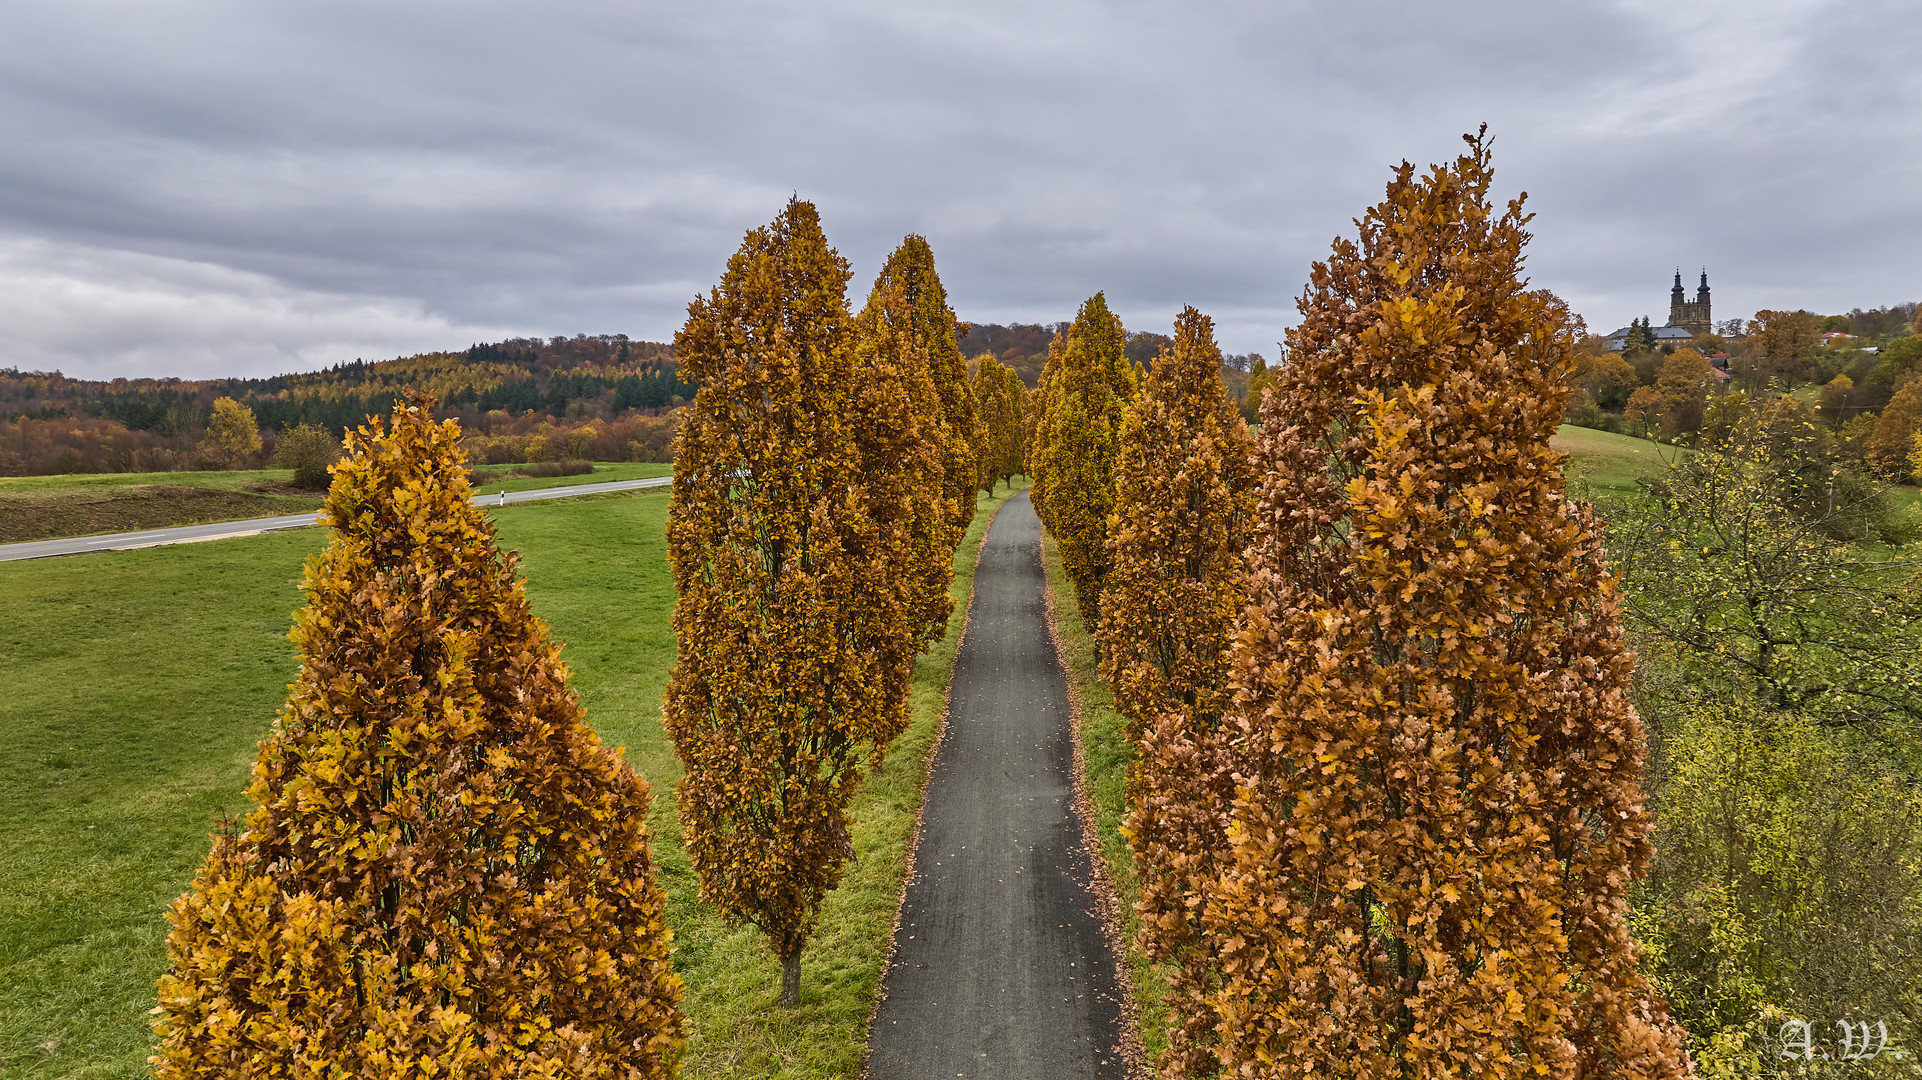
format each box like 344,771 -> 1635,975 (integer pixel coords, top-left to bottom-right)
866,492 -> 1127,1080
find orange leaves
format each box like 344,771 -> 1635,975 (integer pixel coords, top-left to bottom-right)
1099,307 -> 1255,1078
1211,130 -> 1691,1079
665,205 -> 948,1006
152,398 -> 684,1078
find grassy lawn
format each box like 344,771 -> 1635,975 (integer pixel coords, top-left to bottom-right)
0,479 -> 1020,1079
1551,423 -> 1685,501
0,462 -> 673,544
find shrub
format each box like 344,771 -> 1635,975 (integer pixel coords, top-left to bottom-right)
517,458 -> 595,478
1098,307 -> 1255,1077
1209,129 -> 1689,1078
151,397 -> 684,1078
272,421 -> 341,489
1635,701 -> 1922,1077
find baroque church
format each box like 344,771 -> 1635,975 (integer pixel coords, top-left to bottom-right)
1607,269 -> 1711,350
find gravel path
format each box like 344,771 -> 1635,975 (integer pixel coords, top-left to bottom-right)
866,492 -> 1127,1080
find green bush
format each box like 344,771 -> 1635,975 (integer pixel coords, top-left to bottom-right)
1635,701 -> 1922,1077
272,421 -> 340,489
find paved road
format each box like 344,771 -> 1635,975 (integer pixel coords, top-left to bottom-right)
867,492 -> 1127,1080
0,475 -> 672,562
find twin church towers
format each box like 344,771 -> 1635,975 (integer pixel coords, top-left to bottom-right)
1669,269 -> 1712,335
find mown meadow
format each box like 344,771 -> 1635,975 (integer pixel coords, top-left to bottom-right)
0,481 -> 1023,1079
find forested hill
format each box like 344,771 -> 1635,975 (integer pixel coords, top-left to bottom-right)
0,334 -> 684,437
958,321 -> 1266,388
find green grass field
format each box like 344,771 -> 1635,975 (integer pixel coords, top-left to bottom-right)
0,479 -> 1022,1079
0,462 -> 673,543
1551,423 -> 1685,500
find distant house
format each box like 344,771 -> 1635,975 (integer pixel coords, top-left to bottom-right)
1821,332 -> 1856,347
1607,269 -> 1713,351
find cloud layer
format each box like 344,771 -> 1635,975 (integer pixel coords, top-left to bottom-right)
1,0 -> 1917,377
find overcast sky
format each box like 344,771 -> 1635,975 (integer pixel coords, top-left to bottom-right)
1,0 -> 1916,380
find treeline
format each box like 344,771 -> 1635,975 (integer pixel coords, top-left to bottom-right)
0,334 -> 688,475
1570,305 -> 1922,450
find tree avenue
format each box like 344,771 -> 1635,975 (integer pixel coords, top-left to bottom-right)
1028,292 -> 1139,627
1097,306 -> 1256,1078
152,397 -> 685,1078
1207,132 -> 1691,1078
665,199 -> 930,1008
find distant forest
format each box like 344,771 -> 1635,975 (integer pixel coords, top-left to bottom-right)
0,334 -> 685,475
1,319 -> 1275,477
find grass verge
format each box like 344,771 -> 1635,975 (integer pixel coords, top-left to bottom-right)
0,479 -> 1018,1079
1037,530 -> 1169,1076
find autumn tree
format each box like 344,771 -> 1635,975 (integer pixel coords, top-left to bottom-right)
202,395 -> 261,468
152,397 -> 684,1078
1097,307 -> 1255,1077
850,271 -> 952,659
1739,309 -> 1821,386
1209,130 -> 1690,1079
972,354 -> 1025,493
1867,374 -> 1922,478
873,235 -> 982,550
1028,292 -> 1138,626
666,199 -> 919,1007
1242,352 -> 1276,424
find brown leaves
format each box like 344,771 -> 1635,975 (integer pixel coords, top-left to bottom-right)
152,399 -> 684,1079
1210,130 -> 1692,1079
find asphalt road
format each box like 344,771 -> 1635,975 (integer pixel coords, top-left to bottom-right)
0,475 -> 672,562
867,492 -> 1127,1080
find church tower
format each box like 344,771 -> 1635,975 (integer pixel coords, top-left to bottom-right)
1667,268 -> 1712,335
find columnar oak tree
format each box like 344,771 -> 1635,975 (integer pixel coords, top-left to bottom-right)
665,199 -> 919,1007
849,272 -> 952,684
1028,292 -> 1138,626
972,355 -> 1026,493
873,235 -> 982,547
1209,131 -> 1691,1079
1098,307 -> 1256,1078
152,397 -> 685,1078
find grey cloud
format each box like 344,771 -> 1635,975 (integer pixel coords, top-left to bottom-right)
0,0 -> 1916,377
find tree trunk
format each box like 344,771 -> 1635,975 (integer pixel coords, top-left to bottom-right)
780,950 -> 801,1008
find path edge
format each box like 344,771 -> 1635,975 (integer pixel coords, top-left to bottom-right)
1039,530 -> 1151,1080
857,486 -> 1023,1080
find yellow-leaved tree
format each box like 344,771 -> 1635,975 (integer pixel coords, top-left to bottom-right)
1097,306 -> 1256,1078
1028,292 -> 1138,626
971,354 -> 1026,493
203,396 -> 262,468
666,199 -> 921,1007
863,237 -> 970,646
1208,130 -> 1691,1078
152,396 -> 684,1078
874,235 -> 982,545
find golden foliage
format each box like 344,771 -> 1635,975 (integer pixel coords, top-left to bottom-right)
851,271 -> 953,659
873,235 -> 982,546
971,355 -> 1026,492
1210,130 -> 1691,1079
1868,375 -> 1922,479
665,199 -> 922,1006
1097,307 -> 1255,1077
1028,292 -> 1138,627
204,396 -> 262,468
152,397 -> 684,1079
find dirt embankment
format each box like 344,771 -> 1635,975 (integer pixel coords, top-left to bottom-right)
0,485 -> 324,543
